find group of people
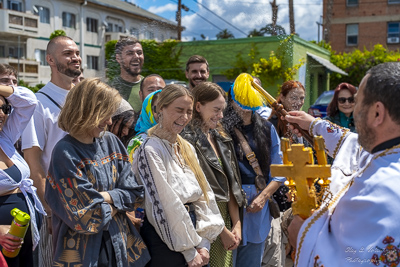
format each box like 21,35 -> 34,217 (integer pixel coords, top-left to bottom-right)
0,34 -> 399,267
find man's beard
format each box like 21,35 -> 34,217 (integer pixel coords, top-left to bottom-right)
56,61 -> 81,78
122,62 -> 142,77
355,107 -> 375,152
190,78 -> 206,89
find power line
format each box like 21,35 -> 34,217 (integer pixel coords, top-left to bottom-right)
191,0 -> 248,36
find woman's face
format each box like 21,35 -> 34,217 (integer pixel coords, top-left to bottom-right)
196,94 -> 226,131
91,116 -> 113,138
159,95 -> 193,135
280,87 -> 305,111
0,96 -> 9,132
111,116 -> 135,138
337,89 -> 355,117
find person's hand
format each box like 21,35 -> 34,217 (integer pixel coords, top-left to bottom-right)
196,248 -> 209,265
231,221 -> 242,247
0,225 -> 23,252
187,253 -> 204,267
109,204 -> 117,217
246,193 -> 267,213
287,215 -> 305,248
220,228 -> 239,251
283,111 -> 315,136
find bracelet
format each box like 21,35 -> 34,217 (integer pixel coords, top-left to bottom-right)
309,118 -> 321,136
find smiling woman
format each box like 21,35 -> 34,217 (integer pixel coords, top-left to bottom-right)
132,84 -> 224,267
45,78 -> 150,267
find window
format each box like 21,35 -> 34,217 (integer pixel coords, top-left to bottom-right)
387,22 -> 400,43
144,31 -> 154,40
388,0 -> 400,4
346,24 -> 358,46
7,0 -> 22,11
0,46 -> 4,57
130,27 -> 139,38
106,23 -> 113,32
62,12 -> 76,29
105,18 -> 124,32
34,49 -> 48,66
347,0 -> 358,6
87,55 -> 99,70
86,17 -> 98,33
8,46 -> 23,59
115,24 -> 123,33
33,6 -> 50,24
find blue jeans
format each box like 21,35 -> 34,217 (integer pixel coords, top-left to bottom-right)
233,241 -> 265,267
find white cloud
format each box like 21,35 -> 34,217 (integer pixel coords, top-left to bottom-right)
148,3 -> 176,14
179,0 -> 322,41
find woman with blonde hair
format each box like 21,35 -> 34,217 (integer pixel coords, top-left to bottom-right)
45,78 -> 150,267
132,84 -> 224,267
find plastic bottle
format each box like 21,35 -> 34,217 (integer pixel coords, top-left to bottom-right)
2,208 -> 30,258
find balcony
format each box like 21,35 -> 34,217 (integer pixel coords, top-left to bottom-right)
0,9 -> 39,38
0,57 -> 40,84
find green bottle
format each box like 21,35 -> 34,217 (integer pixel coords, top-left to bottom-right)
2,208 -> 30,258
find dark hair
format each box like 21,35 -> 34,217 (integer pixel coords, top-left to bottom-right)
111,110 -> 138,146
140,74 -> 164,92
115,37 -> 141,55
222,95 -> 271,176
0,64 -> 18,78
363,62 -> 400,124
185,55 -> 209,71
191,82 -> 227,137
46,36 -> 74,55
269,80 -> 305,137
327,82 -> 357,117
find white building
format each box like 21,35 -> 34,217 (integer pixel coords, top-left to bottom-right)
0,0 -> 178,84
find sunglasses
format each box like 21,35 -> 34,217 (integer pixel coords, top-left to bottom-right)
0,104 -> 11,115
338,97 -> 354,104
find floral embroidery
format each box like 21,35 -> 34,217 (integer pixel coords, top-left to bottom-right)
372,236 -> 400,266
313,255 -> 324,267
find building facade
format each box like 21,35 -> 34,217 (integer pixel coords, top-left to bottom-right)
0,0 -> 178,84
323,0 -> 400,53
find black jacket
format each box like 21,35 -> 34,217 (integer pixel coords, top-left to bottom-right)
181,126 -> 246,207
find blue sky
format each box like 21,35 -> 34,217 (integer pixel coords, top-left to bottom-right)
130,0 -> 323,41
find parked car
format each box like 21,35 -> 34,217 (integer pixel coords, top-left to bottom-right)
164,79 -> 188,88
308,90 -> 334,118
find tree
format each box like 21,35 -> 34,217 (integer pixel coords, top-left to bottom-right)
260,24 -> 286,36
49,29 -> 66,40
270,0 -> 279,35
216,29 -> 235,39
289,0 -> 295,34
248,29 -> 264,37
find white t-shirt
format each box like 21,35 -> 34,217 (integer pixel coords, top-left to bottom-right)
21,82 -> 69,173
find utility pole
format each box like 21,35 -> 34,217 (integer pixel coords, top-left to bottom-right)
176,0 -> 189,41
289,0 -> 295,34
316,16 -> 323,42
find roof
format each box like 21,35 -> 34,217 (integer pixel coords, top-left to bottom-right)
307,52 -> 348,76
88,0 -> 177,27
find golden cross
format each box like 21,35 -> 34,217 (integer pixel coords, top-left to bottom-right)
271,137 -> 331,219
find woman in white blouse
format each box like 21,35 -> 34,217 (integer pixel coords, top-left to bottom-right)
132,84 -> 224,267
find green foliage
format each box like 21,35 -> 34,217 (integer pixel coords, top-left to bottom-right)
216,29 -> 235,39
49,30 -> 66,40
105,39 -> 186,82
328,44 -> 400,88
224,35 -> 305,92
18,80 -> 45,93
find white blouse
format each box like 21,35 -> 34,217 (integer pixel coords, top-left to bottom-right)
132,136 -> 224,262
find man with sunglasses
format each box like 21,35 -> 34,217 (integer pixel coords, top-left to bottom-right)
21,36 -> 81,267
285,62 -> 400,266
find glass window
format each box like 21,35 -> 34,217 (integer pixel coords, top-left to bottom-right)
144,31 -> 154,40
346,24 -> 358,46
34,49 -> 48,66
7,0 -> 22,11
62,12 -> 76,29
87,55 -> 99,70
0,46 -> 5,57
388,22 -> 400,38
347,0 -> 358,6
388,0 -> 400,4
33,6 -> 50,24
86,17 -> 98,33
130,27 -> 139,38
8,46 -> 24,59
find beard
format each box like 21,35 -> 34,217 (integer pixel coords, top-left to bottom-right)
122,61 -> 142,77
56,61 -> 81,78
355,107 -> 376,152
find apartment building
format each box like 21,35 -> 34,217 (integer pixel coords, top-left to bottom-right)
323,0 -> 400,53
0,0 -> 178,84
